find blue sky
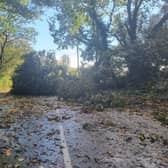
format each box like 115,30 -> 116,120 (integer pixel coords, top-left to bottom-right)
31,15 -> 79,67
32,19 -> 56,51
31,9 -> 57,51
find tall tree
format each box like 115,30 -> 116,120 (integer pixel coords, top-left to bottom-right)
48,0 -> 115,64
0,0 -> 38,63
112,0 -> 166,85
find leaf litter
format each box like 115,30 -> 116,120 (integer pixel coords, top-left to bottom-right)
0,94 -> 167,168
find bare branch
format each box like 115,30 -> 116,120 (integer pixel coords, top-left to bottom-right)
107,0 -> 116,32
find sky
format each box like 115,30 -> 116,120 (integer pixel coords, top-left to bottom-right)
31,13 -> 79,68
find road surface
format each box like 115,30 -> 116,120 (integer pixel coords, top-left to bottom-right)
0,96 -> 168,168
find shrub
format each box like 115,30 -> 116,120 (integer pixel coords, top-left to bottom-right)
11,52 -> 41,95
153,112 -> 168,126
88,92 -> 126,109
11,52 -> 59,95
56,76 -> 95,100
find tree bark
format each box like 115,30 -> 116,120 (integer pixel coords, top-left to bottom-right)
0,34 -> 8,64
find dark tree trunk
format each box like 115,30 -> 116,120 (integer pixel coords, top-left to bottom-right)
88,0 -> 109,65
0,33 -> 8,65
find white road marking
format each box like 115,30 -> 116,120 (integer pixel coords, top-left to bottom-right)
59,124 -> 73,168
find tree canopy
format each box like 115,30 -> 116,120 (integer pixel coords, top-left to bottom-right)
0,0 -> 39,63
46,0 -> 168,87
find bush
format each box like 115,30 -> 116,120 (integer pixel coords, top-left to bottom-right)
153,112 -> 168,126
56,76 -> 95,100
87,92 -> 126,109
11,52 -> 59,95
11,52 -> 41,95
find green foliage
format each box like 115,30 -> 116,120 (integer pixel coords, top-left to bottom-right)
0,0 -> 39,64
57,76 -> 95,100
0,40 -> 32,91
46,0 -> 168,90
87,92 -> 126,109
68,67 -> 78,76
48,0 -> 110,64
0,0 -> 40,19
0,76 -> 12,91
153,112 -> 168,126
12,52 -> 41,95
12,51 -> 57,95
11,52 -> 96,98
71,11 -> 88,34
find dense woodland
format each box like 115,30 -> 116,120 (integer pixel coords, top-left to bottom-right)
0,0 -> 168,101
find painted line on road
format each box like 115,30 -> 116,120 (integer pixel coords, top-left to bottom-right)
59,124 -> 73,168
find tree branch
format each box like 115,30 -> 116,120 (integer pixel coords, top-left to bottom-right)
149,13 -> 168,37
107,0 -> 116,32
114,33 -> 126,47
